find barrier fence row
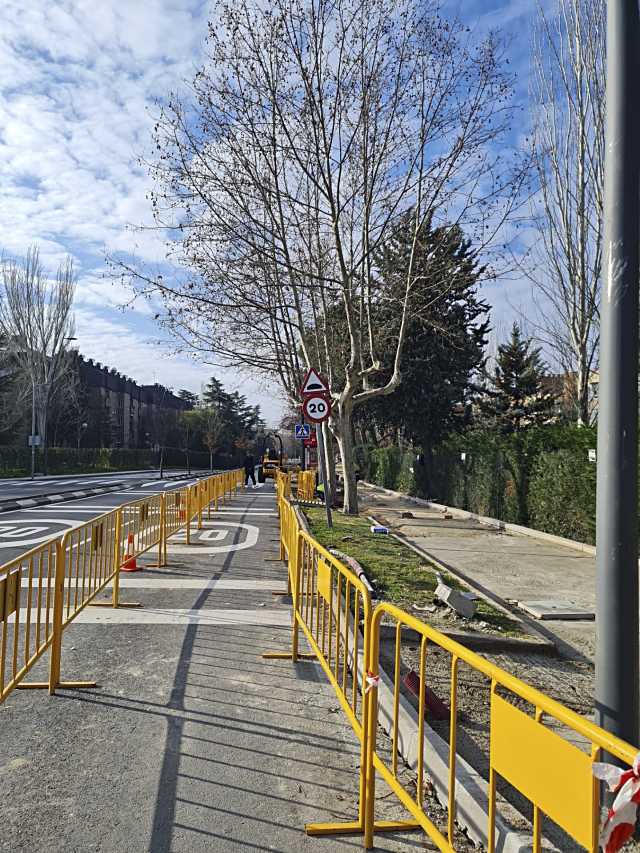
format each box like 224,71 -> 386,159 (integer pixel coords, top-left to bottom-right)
296,470 -> 316,502
0,468 -> 243,704
271,472 -> 638,852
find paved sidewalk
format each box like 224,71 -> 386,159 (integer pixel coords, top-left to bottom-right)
360,484 -> 598,661
0,484 -> 420,853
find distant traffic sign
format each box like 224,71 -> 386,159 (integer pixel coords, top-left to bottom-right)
302,394 -> 331,423
295,424 -> 311,439
301,368 -> 329,396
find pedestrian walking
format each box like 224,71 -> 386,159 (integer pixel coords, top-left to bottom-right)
244,452 -> 256,487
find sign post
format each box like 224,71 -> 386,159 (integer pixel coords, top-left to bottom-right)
300,368 -> 333,529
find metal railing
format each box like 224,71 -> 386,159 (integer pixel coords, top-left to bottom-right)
271,485 -> 640,852
0,468 -> 243,704
296,470 -> 316,502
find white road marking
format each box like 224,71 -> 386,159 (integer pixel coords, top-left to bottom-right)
0,518 -> 80,548
23,507 -> 112,513
168,522 -> 259,554
46,607 -> 292,626
20,577 -> 281,590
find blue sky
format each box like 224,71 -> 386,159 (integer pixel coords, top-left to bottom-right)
0,0 -> 543,424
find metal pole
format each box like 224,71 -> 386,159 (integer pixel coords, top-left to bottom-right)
595,0 -> 640,746
30,381 -> 37,479
316,421 -> 333,529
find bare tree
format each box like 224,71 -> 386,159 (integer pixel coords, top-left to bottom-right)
123,0 -> 525,512
0,247 -> 76,474
197,405 -> 224,471
528,0 -> 604,424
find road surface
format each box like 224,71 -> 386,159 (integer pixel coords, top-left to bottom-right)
0,469 -> 203,503
0,475 -> 203,565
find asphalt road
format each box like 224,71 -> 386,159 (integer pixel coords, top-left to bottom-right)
0,469 -> 203,502
0,475 -> 203,565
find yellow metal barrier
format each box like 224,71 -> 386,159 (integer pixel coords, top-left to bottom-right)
296,470 -> 316,502
0,468 -> 244,704
0,539 -> 61,702
272,491 -> 640,852
363,603 -> 638,852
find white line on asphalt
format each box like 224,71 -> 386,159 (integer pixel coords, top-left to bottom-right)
20,577 -> 280,590
60,608 -> 292,626
22,505 -> 116,512
212,509 -> 276,515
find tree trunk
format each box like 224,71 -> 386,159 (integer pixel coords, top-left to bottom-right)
209,449 -> 213,472
576,355 -> 591,426
335,403 -> 358,514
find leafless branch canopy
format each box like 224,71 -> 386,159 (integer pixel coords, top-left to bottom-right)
528,0 -> 604,424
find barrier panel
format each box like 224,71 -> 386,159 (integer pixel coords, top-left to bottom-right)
272,490 -> 640,852
0,539 -> 60,703
0,468 -> 243,704
364,602 -> 639,851
296,471 -> 316,502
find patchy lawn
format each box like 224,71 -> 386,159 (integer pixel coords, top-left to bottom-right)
304,507 -> 523,637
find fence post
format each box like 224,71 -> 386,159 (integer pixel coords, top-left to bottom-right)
197,481 -> 203,530
291,533 -> 301,661
186,487 -> 191,545
159,494 -> 167,567
112,510 -> 122,608
363,611 -> 378,846
48,539 -> 66,695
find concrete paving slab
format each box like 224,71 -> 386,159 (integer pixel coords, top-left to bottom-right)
518,600 -> 595,621
360,484 -> 599,659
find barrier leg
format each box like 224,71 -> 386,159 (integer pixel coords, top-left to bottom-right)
263,537 -> 314,661
186,490 -> 191,545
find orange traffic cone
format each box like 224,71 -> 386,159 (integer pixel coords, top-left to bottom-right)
120,532 -> 140,573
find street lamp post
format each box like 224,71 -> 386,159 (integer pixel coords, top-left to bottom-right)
595,0 -> 640,747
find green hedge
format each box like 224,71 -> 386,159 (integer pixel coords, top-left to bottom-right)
363,425 -> 599,545
0,446 -> 224,477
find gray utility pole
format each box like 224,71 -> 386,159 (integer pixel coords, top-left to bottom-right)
595,0 -> 640,747
315,422 -> 333,529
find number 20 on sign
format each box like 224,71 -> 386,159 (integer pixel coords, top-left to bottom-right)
302,394 -> 331,423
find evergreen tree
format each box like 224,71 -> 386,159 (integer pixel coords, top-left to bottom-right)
479,324 -> 556,433
355,216 -> 490,449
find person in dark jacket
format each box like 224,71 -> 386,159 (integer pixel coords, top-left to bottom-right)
244,453 -> 256,486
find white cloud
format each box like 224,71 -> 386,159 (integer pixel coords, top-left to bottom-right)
0,0 -> 287,424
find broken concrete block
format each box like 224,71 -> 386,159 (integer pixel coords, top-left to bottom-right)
401,511 -> 415,519
434,574 -> 476,619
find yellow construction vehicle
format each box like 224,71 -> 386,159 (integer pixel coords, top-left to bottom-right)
257,432 -> 289,483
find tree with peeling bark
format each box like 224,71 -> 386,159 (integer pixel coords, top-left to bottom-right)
124,0 -> 525,512
528,0 -> 604,425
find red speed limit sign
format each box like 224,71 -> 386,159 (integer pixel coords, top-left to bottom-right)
302,394 -> 331,423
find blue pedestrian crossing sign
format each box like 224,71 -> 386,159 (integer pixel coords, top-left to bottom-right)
295,424 -> 311,439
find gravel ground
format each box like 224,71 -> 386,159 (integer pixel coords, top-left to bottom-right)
354,488 -> 640,851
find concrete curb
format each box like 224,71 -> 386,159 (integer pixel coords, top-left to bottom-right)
295,506 -> 536,851
361,481 -> 597,557
0,472 -> 199,515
